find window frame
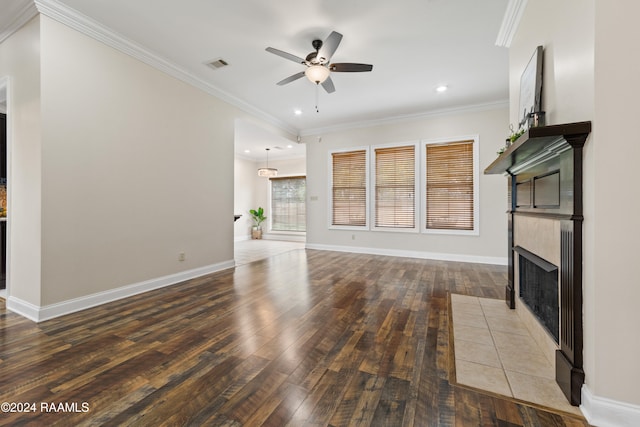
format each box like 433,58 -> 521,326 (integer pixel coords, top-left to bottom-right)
328,146 -> 370,230
421,136 -> 480,236
370,141 -> 420,233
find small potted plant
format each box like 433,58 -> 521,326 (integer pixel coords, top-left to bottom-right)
249,207 -> 267,239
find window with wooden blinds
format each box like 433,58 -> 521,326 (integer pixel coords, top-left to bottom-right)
374,145 -> 416,229
270,176 -> 306,231
426,140 -> 474,231
331,150 -> 367,227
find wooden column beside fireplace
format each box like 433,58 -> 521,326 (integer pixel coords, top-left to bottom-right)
484,121 -> 591,406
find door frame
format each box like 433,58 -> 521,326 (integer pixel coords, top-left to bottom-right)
0,76 -> 11,297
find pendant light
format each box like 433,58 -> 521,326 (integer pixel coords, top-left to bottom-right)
257,148 -> 278,177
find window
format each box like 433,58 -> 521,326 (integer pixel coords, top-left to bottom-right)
270,176 -> 306,231
328,137 -> 478,235
425,139 -> 476,232
330,149 -> 367,227
373,144 -> 417,229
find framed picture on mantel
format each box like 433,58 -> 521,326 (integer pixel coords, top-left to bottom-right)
518,45 -> 543,130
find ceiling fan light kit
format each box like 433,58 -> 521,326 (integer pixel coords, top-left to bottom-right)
305,65 -> 330,84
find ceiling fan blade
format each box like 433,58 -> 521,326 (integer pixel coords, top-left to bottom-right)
330,63 -> 373,72
317,31 -> 343,63
266,47 -> 305,64
321,76 -> 336,93
276,71 -> 306,86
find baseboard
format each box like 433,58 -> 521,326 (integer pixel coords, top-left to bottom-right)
581,386 -> 640,427
235,234 -> 306,243
6,296 -> 40,322
6,260 -> 235,322
305,243 -> 507,265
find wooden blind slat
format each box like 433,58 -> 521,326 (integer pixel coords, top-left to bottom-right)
426,140 -> 474,231
332,150 -> 366,226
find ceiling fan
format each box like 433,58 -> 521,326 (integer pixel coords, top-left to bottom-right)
266,31 -> 373,94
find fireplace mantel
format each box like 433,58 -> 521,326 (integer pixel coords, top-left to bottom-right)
485,121 -> 591,176
484,121 -> 591,406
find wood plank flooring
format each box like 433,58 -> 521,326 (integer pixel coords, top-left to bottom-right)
0,249 -> 590,426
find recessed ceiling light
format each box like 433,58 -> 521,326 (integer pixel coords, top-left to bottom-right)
294,109 -> 302,116
436,85 -> 448,93
244,149 -> 251,153
287,144 -> 293,149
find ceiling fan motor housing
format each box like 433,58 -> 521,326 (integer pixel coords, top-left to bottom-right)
307,40 -> 325,64
305,52 -> 319,64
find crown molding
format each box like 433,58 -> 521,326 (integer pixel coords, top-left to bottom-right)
32,0 -> 298,136
299,100 -> 509,137
0,0 -> 38,44
23,0 -> 511,141
495,0 -> 528,47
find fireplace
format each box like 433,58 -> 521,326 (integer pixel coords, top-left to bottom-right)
484,122 -> 591,406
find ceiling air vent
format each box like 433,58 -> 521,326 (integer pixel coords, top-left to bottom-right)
206,58 -> 229,70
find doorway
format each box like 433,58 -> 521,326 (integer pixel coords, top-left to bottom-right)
0,79 -> 8,296
232,119 -> 307,246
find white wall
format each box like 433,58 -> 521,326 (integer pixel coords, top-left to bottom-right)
303,106 -> 509,263
512,0 -> 640,421
0,16 -> 42,306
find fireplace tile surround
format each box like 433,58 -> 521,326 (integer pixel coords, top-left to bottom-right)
484,122 -> 591,406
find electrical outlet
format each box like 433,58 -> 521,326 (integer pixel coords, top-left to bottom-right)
178,252 -> 186,261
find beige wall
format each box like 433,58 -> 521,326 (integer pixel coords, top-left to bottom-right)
509,1 -> 595,127
234,155 -> 258,240
304,106 -> 509,261
0,16 -> 42,305
592,0 -> 640,407
513,0 -> 640,412
0,15 -> 295,310
38,16 -> 240,304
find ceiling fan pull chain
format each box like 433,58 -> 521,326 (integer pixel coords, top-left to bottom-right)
315,83 -> 320,113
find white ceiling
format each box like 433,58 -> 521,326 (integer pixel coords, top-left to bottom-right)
1,0 -> 511,160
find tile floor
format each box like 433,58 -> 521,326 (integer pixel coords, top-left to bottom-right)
234,238 -> 305,266
450,293 -> 582,416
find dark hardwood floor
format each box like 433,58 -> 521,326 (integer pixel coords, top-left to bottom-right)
0,249 -> 590,426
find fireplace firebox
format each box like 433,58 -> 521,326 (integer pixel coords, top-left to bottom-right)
516,246 -> 559,343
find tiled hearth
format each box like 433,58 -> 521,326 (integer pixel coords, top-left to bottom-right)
451,293 -> 582,416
